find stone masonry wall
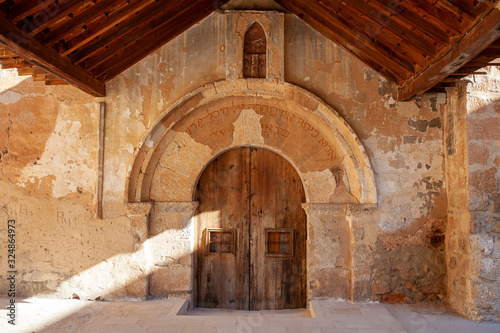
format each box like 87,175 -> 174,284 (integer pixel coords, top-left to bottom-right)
467,68 -> 500,321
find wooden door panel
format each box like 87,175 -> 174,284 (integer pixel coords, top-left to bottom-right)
195,148 -> 250,309
249,148 -> 307,310
196,147 -> 306,310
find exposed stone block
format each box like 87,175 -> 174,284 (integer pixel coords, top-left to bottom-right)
371,279 -> 391,294
468,117 -> 500,140
468,143 -> 490,165
469,167 -> 498,192
309,268 -> 350,299
149,214 -> 192,237
469,189 -> 490,211
480,259 -> 500,281
382,293 -> 405,304
150,265 -> 191,294
473,281 -> 499,309
471,234 -> 494,256
125,278 -> 148,298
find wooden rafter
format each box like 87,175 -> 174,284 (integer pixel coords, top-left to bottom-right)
0,15 -> 105,96
346,0 -> 437,57
42,0 -> 123,47
403,0 -> 463,34
316,0 -> 427,68
60,0 -> 158,56
275,0 -> 412,83
398,3 -> 500,101
95,0 -> 231,81
70,0 -> 176,64
0,0 -> 497,98
22,0 -> 89,36
8,0 -> 54,23
369,0 -> 451,46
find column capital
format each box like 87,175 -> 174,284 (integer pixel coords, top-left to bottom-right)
125,202 -> 153,217
152,201 -> 199,215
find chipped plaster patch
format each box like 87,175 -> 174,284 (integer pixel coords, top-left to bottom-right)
0,90 -> 23,104
18,112 -> 95,198
303,169 -> 336,202
159,131 -> 212,179
231,108 -> 264,146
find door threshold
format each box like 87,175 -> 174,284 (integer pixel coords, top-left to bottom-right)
178,304 -> 312,318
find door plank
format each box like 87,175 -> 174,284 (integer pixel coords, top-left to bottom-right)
195,148 -> 251,309
249,148 -> 307,310
196,147 -> 306,310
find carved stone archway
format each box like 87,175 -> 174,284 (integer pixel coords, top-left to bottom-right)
125,80 -> 377,301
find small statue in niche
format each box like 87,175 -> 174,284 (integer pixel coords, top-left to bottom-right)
243,22 -> 266,78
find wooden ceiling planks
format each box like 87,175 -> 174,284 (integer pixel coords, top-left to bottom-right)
0,0 -> 497,100
0,15 -> 106,96
276,0 -> 498,100
59,0 -> 158,56
96,0 -> 229,81
399,3 -> 500,101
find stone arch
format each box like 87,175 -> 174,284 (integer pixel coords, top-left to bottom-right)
127,80 -> 377,205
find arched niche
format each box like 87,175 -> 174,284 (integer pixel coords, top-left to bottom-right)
243,22 -> 266,78
126,80 -> 377,205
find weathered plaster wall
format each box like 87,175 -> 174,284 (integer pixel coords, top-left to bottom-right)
285,15 -> 447,303
1,10 -> 450,307
0,71 -> 143,300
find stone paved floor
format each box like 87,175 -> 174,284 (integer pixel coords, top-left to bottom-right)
1,298 -> 499,333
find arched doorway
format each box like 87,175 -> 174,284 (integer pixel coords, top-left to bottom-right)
194,147 -> 307,310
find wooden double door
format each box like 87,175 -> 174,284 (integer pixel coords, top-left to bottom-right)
195,147 -> 307,310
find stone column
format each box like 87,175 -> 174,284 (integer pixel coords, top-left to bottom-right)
348,204 -> 376,302
303,203 -> 352,300
125,202 -> 153,299
148,201 -> 199,299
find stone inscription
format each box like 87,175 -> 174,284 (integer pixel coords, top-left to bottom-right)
262,122 -> 290,138
185,102 -> 336,161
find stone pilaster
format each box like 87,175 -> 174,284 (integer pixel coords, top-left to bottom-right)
303,203 -> 351,300
148,201 -> 199,299
347,204 -> 376,302
125,202 -> 153,298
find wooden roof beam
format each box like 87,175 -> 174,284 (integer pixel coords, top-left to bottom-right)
0,58 -> 31,68
346,0 -> 437,57
398,3 -> 500,101
275,0 -> 408,83
370,0 -> 451,46
60,0 -> 158,56
8,0 -> 54,23
95,0 -> 231,81
445,0 -> 483,20
25,0 -> 89,36
0,15 -> 105,96
403,0 -> 462,34
70,0 -> 174,64
314,0 -> 426,68
43,0 -> 123,47
85,0 -> 231,72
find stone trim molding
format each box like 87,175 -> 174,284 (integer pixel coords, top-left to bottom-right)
126,79 -> 377,205
347,204 -> 377,216
152,201 -> 199,215
302,203 -> 376,216
125,202 -> 153,217
302,203 -> 348,216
